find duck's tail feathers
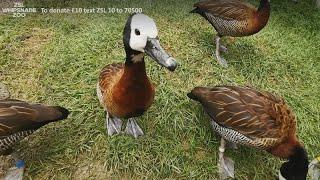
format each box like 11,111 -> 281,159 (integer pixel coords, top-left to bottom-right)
187,92 -> 198,101
35,105 -> 70,123
187,87 -> 209,101
190,8 -> 199,14
52,106 -> 70,121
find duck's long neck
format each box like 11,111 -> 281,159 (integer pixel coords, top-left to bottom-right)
120,52 -> 148,86
255,0 -> 270,31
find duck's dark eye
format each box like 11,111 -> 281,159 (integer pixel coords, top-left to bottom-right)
135,29 -> 140,36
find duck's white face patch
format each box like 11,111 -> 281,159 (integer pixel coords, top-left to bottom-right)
129,14 -> 158,52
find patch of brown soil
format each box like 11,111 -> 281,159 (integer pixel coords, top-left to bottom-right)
14,28 -> 53,62
4,27 -> 54,100
0,156 -> 14,179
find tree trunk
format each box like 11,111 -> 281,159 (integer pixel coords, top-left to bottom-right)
317,0 -> 320,8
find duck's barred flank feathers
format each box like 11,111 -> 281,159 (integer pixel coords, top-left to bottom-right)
0,130 -> 34,153
210,119 -> 278,149
204,12 -> 250,37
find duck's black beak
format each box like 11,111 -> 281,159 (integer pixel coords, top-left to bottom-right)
144,38 -> 177,72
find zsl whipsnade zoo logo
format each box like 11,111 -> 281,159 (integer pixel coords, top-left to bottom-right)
1,2 -> 143,17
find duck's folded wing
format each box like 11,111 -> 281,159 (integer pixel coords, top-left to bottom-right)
194,0 -> 256,21
0,99 -> 68,137
0,101 -> 37,136
198,86 -> 284,139
98,63 -> 124,93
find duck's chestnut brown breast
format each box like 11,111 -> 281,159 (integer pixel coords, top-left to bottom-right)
112,76 -> 155,118
99,61 -> 155,118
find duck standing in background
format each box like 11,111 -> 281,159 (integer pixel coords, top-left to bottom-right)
188,86 -> 308,179
0,99 -> 69,180
97,13 -> 177,138
190,0 -> 270,67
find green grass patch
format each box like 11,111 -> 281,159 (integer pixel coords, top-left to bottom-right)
0,0 -> 319,179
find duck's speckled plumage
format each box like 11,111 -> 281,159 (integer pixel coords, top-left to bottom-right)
188,86 -> 299,158
191,0 -> 270,37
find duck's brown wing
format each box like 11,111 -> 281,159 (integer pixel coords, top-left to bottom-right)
0,99 -> 69,137
193,0 -> 257,21
98,63 -> 124,95
189,86 -> 296,140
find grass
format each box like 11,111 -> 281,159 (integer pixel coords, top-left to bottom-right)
0,0 -> 319,179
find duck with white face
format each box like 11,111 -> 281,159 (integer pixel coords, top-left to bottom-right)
97,13 -> 177,138
124,13 -> 177,70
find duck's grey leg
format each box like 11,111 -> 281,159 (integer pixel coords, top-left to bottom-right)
5,153 -> 24,180
213,36 -> 228,53
219,45 -> 228,53
105,111 -> 122,136
226,141 -> 238,150
125,118 -> 144,138
213,132 -> 238,150
214,35 -> 228,67
218,138 -> 235,180
214,37 -> 228,53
